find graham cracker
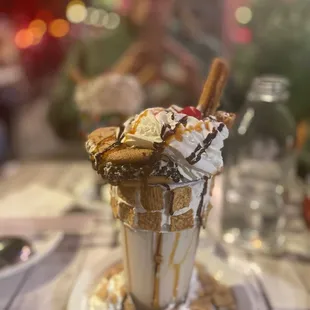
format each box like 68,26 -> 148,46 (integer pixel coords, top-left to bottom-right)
95,279 -> 108,300
137,212 -> 162,231
118,185 -> 137,206
88,127 -> 117,142
105,148 -> 154,165
172,187 -> 192,212
190,297 -> 213,310
87,127 -> 117,154
212,285 -> 235,308
195,262 -> 206,275
103,262 -> 123,279
140,186 -> 164,211
171,209 -> 194,231
123,295 -> 136,310
199,273 -> 218,296
118,202 -> 135,226
108,293 -> 118,305
119,285 -> 127,300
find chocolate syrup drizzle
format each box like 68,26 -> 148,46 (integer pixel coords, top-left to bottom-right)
185,123 -> 224,165
160,115 -> 188,141
117,124 -> 125,141
93,141 -> 120,170
152,159 -> 182,183
196,177 -> 209,218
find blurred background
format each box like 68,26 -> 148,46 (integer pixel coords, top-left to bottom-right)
0,0 -> 309,167
0,0 -> 309,173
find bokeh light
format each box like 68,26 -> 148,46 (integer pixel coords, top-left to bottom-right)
49,19 -> 70,38
15,29 -> 34,49
90,9 -> 101,25
66,1 -> 87,23
235,6 -> 252,25
105,12 -> 120,30
85,7 -> 109,27
234,27 -> 252,44
29,19 -> 47,44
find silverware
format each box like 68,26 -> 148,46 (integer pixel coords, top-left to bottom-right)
0,237 -> 34,269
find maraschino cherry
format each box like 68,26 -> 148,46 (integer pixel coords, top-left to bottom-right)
180,106 -> 203,120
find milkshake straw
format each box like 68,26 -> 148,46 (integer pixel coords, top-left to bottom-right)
197,58 -> 229,116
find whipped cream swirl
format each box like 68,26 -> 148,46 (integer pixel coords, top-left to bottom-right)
120,106 -> 229,180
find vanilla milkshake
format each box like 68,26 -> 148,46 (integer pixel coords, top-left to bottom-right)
85,58 -> 234,310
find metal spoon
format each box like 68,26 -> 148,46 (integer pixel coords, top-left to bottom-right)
0,237 -> 34,269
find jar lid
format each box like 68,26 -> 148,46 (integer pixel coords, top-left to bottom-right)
247,75 -> 290,102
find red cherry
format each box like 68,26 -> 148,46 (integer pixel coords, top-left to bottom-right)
180,106 -> 203,119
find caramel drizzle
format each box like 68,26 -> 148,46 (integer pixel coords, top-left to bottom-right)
173,230 -> 199,302
124,226 -> 132,291
129,110 -> 148,135
153,233 -> 163,309
173,265 -> 180,300
169,233 -> 181,300
162,115 -> 188,144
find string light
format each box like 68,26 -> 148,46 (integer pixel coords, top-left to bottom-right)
85,7 -> 109,27
66,1 -> 87,23
28,19 -> 46,44
235,6 -> 252,25
90,9 -> 101,25
49,19 -> 70,37
66,2 -> 121,29
105,12 -> 120,29
15,29 -> 34,49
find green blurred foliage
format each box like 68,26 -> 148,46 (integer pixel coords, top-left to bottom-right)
231,0 -> 310,122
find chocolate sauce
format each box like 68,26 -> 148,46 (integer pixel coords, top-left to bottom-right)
196,177 -> 208,218
117,125 -> 125,141
161,184 -> 170,190
186,127 -> 218,165
179,116 -> 188,127
152,160 -> 182,183
160,124 -> 172,140
218,123 -> 224,132
161,114 -> 188,142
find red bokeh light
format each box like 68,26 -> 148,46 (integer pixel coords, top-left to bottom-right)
234,27 -> 252,44
15,29 -> 34,49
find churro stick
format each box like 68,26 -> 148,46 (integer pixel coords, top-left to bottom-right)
197,58 -> 229,116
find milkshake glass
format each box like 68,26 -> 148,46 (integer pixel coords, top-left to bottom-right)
111,179 -> 212,310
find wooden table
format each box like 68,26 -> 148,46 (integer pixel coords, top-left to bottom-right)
0,161 -> 309,310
